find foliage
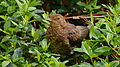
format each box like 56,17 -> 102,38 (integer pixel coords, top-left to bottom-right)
0,0 -> 65,67
0,0 -> 120,67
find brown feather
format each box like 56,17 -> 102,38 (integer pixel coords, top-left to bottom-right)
46,14 -> 89,55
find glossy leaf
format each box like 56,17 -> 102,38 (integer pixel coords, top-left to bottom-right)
109,61 -> 119,67
1,35 -> 11,43
82,41 -> 97,58
4,21 -> 11,31
2,60 -> 11,67
94,46 -> 111,55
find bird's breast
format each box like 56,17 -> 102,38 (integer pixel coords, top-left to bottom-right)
46,26 -> 67,41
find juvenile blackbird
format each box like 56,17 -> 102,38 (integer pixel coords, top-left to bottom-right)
46,14 -> 91,55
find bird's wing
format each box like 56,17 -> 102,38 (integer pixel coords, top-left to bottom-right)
87,24 -> 92,29
76,26 -> 89,39
67,26 -> 89,41
67,28 -> 81,41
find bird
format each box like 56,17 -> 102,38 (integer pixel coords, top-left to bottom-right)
46,14 -> 91,55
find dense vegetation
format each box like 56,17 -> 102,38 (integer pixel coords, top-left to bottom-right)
0,0 -> 120,67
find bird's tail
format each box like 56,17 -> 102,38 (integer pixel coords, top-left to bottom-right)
87,24 -> 92,29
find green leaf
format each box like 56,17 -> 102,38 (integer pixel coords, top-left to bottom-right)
106,33 -> 113,43
1,1 -> 9,7
79,63 -> 93,67
28,7 -> 36,11
0,55 -> 4,60
82,41 -> 92,56
83,54 -> 89,60
0,15 -> 8,21
15,0 -> 28,13
90,26 -> 101,39
34,49 -> 41,63
40,39 -> 50,52
1,35 -> 11,43
118,0 -> 120,4
111,36 -> 120,47
7,64 -> 17,67
4,21 -> 11,31
51,56 -> 66,67
94,46 -> 111,53
77,1 -> 86,7
42,12 -> 49,19
73,48 -> 83,52
7,6 -> 16,14
0,28 -> 10,35
94,61 -> 106,67
90,25 -> 94,39
11,21 -> 18,26
0,43 -> 8,50
106,23 -> 113,33
118,49 -> 120,54
34,29 -> 40,40
33,10 -> 43,13
12,57 -> 24,62
2,60 -> 11,67
25,15 -> 30,21
29,0 -> 40,7
31,27 -> 35,37
12,48 -> 22,60
95,46 -> 111,52
115,26 -> 120,33
82,41 -> 97,58
109,61 -> 119,67
31,63 -> 38,67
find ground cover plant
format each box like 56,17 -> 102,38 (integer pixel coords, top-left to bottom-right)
0,0 -> 120,67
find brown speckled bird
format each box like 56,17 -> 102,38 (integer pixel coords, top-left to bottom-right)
46,14 -> 91,55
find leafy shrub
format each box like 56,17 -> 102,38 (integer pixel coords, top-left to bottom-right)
0,0 -> 66,67
0,0 -> 120,67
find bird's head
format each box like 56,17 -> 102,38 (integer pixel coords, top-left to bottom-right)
46,14 -> 66,24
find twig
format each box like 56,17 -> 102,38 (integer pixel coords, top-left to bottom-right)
114,47 -> 120,49
65,15 -> 108,19
64,12 -> 108,19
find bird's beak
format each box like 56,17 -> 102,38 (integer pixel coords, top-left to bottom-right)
45,18 -> 52,22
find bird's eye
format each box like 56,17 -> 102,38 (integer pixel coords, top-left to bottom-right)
56,17 -> 60,20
